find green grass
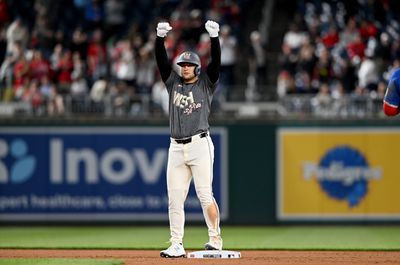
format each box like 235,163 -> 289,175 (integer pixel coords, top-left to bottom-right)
0,259 -> 122,265
0,226 -> 400,250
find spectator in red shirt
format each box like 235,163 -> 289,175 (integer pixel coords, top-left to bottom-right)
347,35 -> 366,60
359,19 -> 377,41
87,29 -> 107,82
55,50 -> 73,95
13,54 -> 29,99
29,50 -> 53,81
321,25 -> 339,49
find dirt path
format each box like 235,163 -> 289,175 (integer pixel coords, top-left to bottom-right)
1,249 -> 400,265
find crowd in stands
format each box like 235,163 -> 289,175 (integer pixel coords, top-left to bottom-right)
277,0 -> 400,114
0,0 -> 243,117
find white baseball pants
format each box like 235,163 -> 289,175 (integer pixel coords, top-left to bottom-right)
166,132 -> 221,244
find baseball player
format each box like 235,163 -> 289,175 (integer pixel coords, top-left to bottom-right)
383,68 -> 400,116
155,20 -> 222,258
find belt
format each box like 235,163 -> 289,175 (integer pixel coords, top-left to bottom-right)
173,132 -> 208,144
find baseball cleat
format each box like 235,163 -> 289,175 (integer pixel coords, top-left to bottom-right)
160,243 -> 186,258
204,236 -> 223,251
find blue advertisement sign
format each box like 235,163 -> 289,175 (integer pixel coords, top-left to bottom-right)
0,127 -> 228,221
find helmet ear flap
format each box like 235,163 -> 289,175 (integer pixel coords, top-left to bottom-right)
195,65 -> 201,76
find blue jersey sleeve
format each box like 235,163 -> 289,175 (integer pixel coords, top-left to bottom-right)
384,78 -> 400,107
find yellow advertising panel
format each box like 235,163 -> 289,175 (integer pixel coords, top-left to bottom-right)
277,128 -> 400,221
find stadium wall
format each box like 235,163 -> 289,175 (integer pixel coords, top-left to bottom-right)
0,119 -> 399,224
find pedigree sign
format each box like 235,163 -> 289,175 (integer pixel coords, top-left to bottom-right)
277,128 -> 400,221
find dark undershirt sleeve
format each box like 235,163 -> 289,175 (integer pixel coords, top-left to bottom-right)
206,37 -> 221,84
155,36 -> 172,83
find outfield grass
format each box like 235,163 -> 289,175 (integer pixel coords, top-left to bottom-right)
0,226 -> 399,250
0,259 -> 122,265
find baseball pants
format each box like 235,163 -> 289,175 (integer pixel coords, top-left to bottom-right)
166,132 -> 221,244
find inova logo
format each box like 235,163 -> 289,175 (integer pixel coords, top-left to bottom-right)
0,138 -> 36,184
303,145 -> 382,207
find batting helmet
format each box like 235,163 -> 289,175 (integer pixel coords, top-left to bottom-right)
176,51 -> 201,75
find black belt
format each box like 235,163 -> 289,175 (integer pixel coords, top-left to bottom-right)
174,132 -> 208,144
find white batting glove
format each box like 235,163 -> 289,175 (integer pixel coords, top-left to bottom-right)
156,22 -> 172,38
205,20 -> 220,38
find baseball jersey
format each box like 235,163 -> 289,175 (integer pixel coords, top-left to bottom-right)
384,68 -> 400,108
155,36 -> 221,139
164,71 -> 217,138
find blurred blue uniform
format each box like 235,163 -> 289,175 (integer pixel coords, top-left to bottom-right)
384,68 -> 400,108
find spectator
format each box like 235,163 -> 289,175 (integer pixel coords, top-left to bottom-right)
357,50 -> 379,91
71,51 -> 86,81
13,53 -> 29,100
339,17 -> 360,47
347,34 -> 366,61
321,25 -> 339,49
84,0 -> 104,31
29,49 -> 52,82
22,79 -> 43,113
248,30 -> 267,97
219,25 -> 237,97
39,75 -> 64,115
50,43 -> 63,70
55,50 -> 73,95
70,28 -> 89,61
311,82 -> 332,116
277,70 -> 295,97
70,74 -> 88,98
180,9 -> 205,47
297,36 -> 316,79
312,46 -> 333,86
196,33 -> 211,69
283,23 -> 306,52
87,29 -> 107,83
6,17 -> 28,55
136,45 -> 156,94
32,14 -> 55,58
111,39 -> 136,88
107,81 -> 130,116
104,0 -> 127,41
151,77 -> 168,115
90,79 -> 107,103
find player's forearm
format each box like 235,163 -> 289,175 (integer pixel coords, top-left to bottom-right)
155,36 -> 172,82
207,37 -> 221,83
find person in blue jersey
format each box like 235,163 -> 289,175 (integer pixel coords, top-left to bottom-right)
384,68 -> 400,116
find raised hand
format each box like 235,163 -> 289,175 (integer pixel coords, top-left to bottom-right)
156,22 -> 172,38
205,20 -> 220,38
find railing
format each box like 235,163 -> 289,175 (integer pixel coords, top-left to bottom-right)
0,92 -> 387,120
220,94 -> 385,119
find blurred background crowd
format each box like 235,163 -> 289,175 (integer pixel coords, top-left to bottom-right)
0,0 -> 245,117
0,0 -> 399,119
277,0 -> 400,118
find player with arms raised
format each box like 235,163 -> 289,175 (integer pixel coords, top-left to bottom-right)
383,68 -> 400,116
155,20 -> 223,258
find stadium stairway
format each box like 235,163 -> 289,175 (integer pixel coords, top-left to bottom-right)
262,0 -> 296,101
230,0 -> 295,102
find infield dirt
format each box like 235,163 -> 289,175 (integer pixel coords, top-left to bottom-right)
1,249 -> 400,265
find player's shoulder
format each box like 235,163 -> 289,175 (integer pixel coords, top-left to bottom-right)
389,68 -> 400,81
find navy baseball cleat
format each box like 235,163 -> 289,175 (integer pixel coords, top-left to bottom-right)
160,243 -> 186,258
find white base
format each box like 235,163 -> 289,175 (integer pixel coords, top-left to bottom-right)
187,250 -> 241,259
